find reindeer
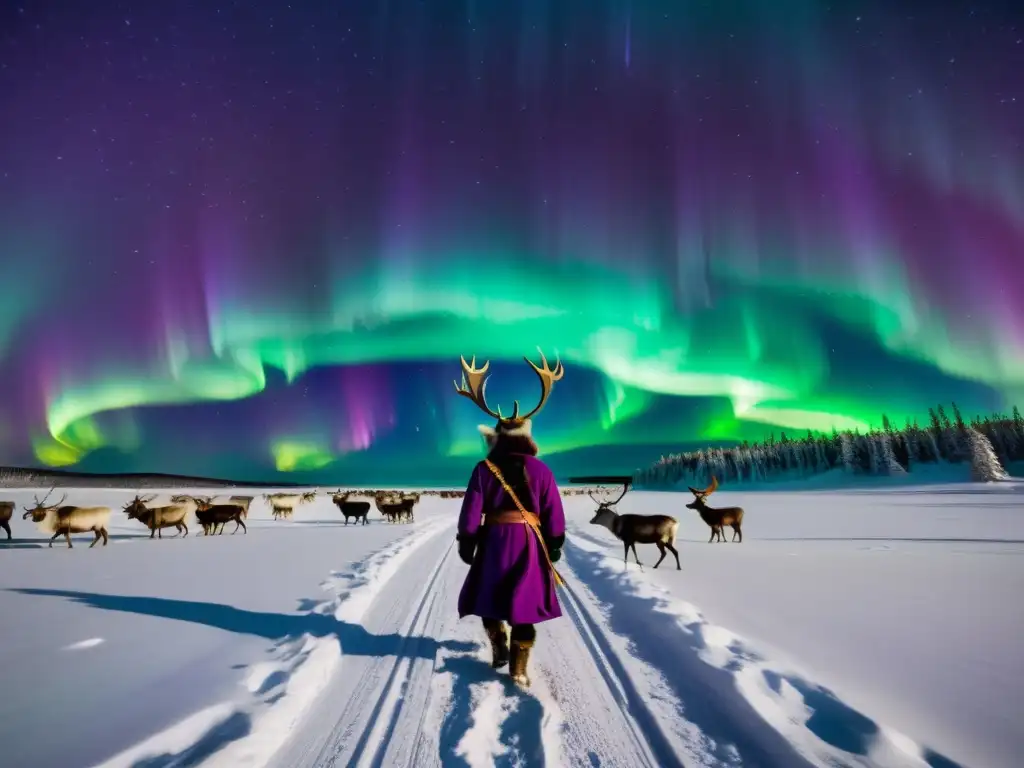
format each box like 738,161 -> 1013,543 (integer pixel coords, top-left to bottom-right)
263,491 -> 317,520
203,494 -> 253,531
380,492 -> 417,523
184,496 -> 215,535
374,493 -> 406,523
123,494 -> 192,538
22,489 -> 111,548
686,476 -> 744,543
226,495 -> 254,518
331,491 -> 371,525
398,492 -> 421,522
589,482 -> 681,570
194,497 -> 247,535
0,500 -> 13,540
169,494 -> 210,528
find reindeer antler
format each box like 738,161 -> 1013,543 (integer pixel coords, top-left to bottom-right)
455,349 -> 564,422
609,481 -> 630,505
704,476 -> 718,495
589,481 -> 629,506
518,348 -> 564,421
454,356 -> 501,419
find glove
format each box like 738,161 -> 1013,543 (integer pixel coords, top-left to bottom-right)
545,534 -> 565,564
457,536 -> 477,565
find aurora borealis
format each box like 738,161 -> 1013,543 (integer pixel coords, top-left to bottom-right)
0,2 -> 1021,483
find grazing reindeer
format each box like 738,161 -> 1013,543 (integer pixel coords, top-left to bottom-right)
263,491 -> 317,520
123,494 -> 191,538
0,500 -> 13,540
331,491 -> 371,525
589,482 -> 681,570
194,497 -> 247,535
686,476 -> 744,543
22,489 -> 111,549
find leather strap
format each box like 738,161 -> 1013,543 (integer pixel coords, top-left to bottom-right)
484,460 -> 565,587
486,509 -> 541,525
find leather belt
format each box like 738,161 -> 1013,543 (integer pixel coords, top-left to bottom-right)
485,509 -> 540,526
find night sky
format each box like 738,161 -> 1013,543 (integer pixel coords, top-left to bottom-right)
0,1 -> 1021,484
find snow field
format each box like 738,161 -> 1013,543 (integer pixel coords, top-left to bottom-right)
579,482 -> 1024,768
0,482 -> 1020,767
0,488 -> 433,768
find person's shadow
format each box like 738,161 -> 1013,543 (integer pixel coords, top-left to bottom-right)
10,587 -> 480,766
12,587 -> 476,662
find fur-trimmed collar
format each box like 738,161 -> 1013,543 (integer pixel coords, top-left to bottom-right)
479,422 -> 539,458
478,418 -> 533,439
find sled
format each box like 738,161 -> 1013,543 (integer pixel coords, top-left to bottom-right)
568,475 -> 633,486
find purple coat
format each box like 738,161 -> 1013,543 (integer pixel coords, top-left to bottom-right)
456,453 -> 566,625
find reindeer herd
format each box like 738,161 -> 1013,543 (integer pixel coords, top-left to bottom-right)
0,488 -> 435,548
0,478 -> 745,561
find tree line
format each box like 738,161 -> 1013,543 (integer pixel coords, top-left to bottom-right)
635,403 -> 1022,489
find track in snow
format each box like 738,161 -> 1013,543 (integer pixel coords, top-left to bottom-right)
263,520 -> 949,768
266,522 -> 713,768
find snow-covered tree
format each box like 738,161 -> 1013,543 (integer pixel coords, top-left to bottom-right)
1002,420 -> 1021,458
902,427 -> 920,466
839,433 -> 856,473
876,433 -> 906,475
867,435 -> 881,474
636,401 -> 1023,489
813,440 -> 829,473
966,427 -> 1009,482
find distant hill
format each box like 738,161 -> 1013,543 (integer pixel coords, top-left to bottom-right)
0,466 -> 303,489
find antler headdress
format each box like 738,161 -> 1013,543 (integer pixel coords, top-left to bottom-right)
454,348 -> 564,427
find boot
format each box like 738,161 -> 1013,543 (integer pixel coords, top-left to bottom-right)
509,638 -> 534,687
484,622 -> 510,669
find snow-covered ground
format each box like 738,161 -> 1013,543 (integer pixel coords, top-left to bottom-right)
1,482 -> 1020,768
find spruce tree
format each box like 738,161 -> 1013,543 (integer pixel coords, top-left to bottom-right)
951,401 -> 966,432
877,433 -> 906,474
937,404 -> 952,430
839,433 -> 856,473
966,428 -> 1009,481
